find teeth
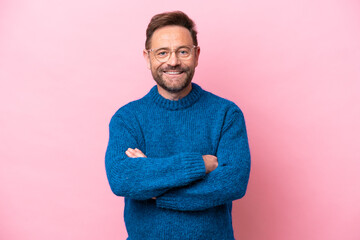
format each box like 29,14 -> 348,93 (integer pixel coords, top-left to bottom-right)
165,71 -> 182,75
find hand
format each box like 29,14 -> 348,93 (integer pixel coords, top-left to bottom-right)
125,148 -> 147,158
202,155 -> 218,173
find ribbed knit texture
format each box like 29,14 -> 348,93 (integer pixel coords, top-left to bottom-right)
105,83 -> 251,240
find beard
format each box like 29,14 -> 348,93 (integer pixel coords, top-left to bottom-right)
150,64 -> 195,93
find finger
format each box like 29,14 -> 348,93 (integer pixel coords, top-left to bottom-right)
130,149 -> 142,157
126,149 -> 144,158
134,148 -> 147,158
125,150 -> 136,158
127,148 -> 139,156
135,148 -> 146,157
127,148 -> 147,158
134,148 -> 144,154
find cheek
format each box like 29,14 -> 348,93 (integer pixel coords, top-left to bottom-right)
184,62 -> 196,71
151,65 -> 162,75
153,63 -> 165,71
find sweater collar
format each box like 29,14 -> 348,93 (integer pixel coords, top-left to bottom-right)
148,82 -> 203,110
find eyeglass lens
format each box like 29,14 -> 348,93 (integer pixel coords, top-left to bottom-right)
154,46 -> 194,62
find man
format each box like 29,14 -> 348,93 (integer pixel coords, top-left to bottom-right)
105,11 -> 251,240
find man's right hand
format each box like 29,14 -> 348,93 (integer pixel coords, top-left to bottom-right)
202,155 -> 218,173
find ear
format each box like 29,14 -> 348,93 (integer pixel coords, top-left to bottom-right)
194,46 -> 200,67
143,49 -> 151,69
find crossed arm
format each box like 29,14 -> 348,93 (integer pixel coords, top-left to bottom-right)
118,110 -> 250,211
125,148 -> 219,199
106,108 -> 250,211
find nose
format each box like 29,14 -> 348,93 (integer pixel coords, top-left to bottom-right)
166,51 -> 180,66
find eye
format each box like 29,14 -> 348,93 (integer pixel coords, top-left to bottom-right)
156,50 -> 169,58
177,48 -> 190,56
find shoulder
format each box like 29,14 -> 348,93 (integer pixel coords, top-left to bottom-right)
200,87 -> 243,115
111,91 -> 150,119
197,86 -> 246,131
113,99 -> 140,117
109,95 -> 149,130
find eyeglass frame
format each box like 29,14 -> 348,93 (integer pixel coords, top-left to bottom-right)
146,45 -> 198,63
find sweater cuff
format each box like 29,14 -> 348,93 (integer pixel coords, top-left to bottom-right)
156,193 -> 181,210
180,152 -> 206,183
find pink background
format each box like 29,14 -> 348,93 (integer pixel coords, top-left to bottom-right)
1,0 -> 359,239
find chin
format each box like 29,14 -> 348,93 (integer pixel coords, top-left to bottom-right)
152,70 -> 194,94
163,80 -> 191,93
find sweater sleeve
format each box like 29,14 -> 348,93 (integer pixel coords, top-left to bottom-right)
105,112 -> 206,200
155,109 -> 251,211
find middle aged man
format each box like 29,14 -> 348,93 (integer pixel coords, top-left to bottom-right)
105,11 -> 251,240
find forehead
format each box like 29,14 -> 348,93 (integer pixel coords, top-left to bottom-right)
150,25 -> 193,49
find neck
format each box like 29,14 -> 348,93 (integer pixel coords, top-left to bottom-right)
157,83 -> 192,101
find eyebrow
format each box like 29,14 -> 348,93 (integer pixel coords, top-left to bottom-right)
153,45 -> 192,51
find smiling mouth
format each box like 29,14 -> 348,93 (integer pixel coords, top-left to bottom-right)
163,71 -> 184,75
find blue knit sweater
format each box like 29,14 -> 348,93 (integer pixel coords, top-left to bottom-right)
105,82 -> 251,240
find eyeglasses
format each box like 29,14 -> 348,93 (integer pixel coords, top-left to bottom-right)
147,45 -> 197,63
